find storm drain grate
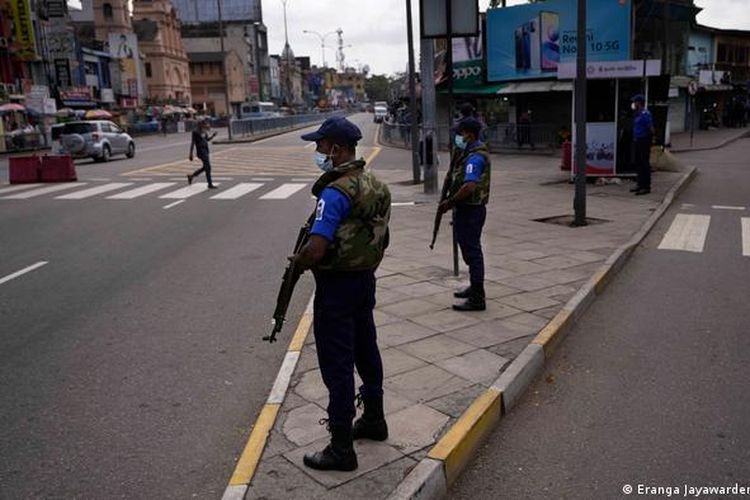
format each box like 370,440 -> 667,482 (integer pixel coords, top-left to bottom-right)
533,214 -> 610,226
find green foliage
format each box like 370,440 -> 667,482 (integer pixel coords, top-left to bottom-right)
364,75 -> 392,102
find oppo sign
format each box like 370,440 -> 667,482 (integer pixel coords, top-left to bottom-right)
454,65 -> 482,79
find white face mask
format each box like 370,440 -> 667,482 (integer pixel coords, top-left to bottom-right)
631,102 -> 638,111
314,147 -> 335,172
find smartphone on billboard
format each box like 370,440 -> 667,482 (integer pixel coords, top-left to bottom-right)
527,17 -> 541,71
515,26 -> 526,70
540,11 -> 560,71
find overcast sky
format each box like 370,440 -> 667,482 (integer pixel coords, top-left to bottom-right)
262,0 -> 750,76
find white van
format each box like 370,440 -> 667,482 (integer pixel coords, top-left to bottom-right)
373,106 -> 388,123
239,101 -> 280,119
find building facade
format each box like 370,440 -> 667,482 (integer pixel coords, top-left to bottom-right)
188,50 -> 244,115
132,0 -> 191,104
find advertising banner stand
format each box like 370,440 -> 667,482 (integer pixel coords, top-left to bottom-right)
565,60 -> 661,177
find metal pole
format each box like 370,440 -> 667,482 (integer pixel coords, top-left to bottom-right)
255,26 -> 264,101
421,39 -> 438,194
217,0 -> 233,139
690,95 -> 695,147
572,0 -> 587,227
406,0 -> 420,183
447,0 -> 459,276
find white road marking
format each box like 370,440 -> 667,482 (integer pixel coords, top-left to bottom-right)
1,183 -> 87,199
107,182 -> 176,199
124,177 -> 153,181
681,203 -> 696,209
163,200 -> 185,209
304,142 -> 316,149
87,178 -> 111,182
392,201 -> 416,206
291,178 -> 317,182
658,214 -> 711,253
742,218 -> 750,257
0,261 -> 48,286
0,183 -> 42,195
267,351 -> 300,404
56,182 -> 133,199
712,205 -> 746,211
212,177 -> 234,181
251,177 -> 275,182
138,140 -> 191,153
210,182 -> 263,200
159,183 -> 220,199
259,183 -> 307,200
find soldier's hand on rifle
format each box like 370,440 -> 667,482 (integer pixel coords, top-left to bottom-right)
438,198 -> 454,215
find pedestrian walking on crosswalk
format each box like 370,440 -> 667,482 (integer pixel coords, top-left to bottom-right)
187,118 -> 218,189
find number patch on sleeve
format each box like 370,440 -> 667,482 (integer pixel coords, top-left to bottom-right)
315,199 -> 326,221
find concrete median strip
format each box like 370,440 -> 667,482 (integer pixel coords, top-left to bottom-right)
388,165 -> 697,500
220,296 -> 315,500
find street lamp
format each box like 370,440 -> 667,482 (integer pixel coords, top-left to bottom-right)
217,0 -> 232,139
303,30 -> 338,68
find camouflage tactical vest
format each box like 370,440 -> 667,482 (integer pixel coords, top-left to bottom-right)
449,142 -> 491,206
317,160 -> 391,272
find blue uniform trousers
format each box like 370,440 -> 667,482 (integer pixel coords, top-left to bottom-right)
455,204 -> 487,296
312,269 -> 384,427
634,138 -> 651,189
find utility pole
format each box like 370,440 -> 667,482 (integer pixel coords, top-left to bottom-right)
572,0 -> 587,226
281,0 -> 293,106
406,0 -> 420,184
217,0 -> 232,139
421,38 -> 437,193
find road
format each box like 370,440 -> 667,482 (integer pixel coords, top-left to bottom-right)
0,113 -> 387,498
450,138 -> 750,499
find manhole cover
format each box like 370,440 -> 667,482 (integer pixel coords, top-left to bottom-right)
533,214 -> 610,226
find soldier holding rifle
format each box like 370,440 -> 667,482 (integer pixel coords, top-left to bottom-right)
437,117 -> 491,311
283,117 -> 391,472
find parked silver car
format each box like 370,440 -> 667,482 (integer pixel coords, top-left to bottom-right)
59,120 -> 136,162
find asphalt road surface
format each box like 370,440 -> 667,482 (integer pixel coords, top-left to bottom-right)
0,113 -> 387,498
451,138 -> 750,499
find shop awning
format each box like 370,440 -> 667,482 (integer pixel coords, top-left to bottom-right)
438,83 -> 508,95
497,81 -> 573,95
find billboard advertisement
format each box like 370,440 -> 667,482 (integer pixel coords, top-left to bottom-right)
109,33 -> 141,98
10,0 -> 37,60
487,0 -> 631,82
451,16 -> 483,91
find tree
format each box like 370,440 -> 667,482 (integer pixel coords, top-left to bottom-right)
364,74 -> 392,102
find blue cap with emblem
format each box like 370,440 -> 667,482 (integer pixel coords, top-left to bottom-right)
301,117 -> 363,146
456,117 -> 483,135
631,94 -> 646,103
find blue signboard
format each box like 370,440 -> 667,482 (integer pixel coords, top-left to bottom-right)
486,0 -> 631,82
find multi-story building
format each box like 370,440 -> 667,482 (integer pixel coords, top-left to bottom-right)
269,54 -> 281,102
172,0 -> 270,113
132,0 -> 191,104
188,50 -> 244,115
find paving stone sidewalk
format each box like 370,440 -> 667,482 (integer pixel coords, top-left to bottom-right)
246,152 -> 682,499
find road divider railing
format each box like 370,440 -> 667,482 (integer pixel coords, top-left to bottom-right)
230,111 -> 346,139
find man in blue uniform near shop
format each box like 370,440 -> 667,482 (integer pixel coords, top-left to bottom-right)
293,117 -> 391,471
630,94 -> 655,195
440,117 -> 491,311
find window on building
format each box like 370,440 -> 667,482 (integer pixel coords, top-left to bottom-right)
718,43 -> 727,62
145,62 -> 152,78
103,3 -> 113,20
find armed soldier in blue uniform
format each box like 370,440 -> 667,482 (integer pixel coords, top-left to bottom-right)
439,117 -> 491,311
292,117 -> 392,471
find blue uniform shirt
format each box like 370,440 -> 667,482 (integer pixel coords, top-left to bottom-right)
633,109 -> 654,140
463,143 -> 486,183
311,187 -> 352,241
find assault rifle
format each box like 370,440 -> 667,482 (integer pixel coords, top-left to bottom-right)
265,212 -> 315,343
429,160 -> 454,250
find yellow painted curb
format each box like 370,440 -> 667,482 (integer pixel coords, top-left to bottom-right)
592,269 -> 610,294
532,308 -> 572,356
428,388 -> 502,485
288,313 -> 313,352
229,403 -> 280,486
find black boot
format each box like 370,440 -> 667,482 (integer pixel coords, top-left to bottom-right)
303,424 -> 358,471
453,286 -> 473,299
353,393 -> 388,441
452,288 -> 486,311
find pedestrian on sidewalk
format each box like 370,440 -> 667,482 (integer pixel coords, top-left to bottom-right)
187,118 -> 218,189
440,117 -> 491,311
630,95 -> 655,195
293,116 -> 392,472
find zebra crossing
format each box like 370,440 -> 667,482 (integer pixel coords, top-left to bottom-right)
657,210 -> 750,257
0,179 -> 312,203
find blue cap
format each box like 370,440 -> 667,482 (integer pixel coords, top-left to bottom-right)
631,94 -> 645,103
301,117 -> 362,146
456,117 -> 483,135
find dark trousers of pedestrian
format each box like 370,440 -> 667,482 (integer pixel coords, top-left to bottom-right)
455,204 -> 487,297
191,156 -> 213,186
633,138 -> 651,190
313,270 -> 384,428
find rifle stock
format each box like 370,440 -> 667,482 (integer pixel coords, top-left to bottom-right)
429,158 -> 455,250
265,213 -> 315,343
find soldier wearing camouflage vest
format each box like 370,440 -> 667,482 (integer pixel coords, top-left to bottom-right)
439,117 -> 491,311
293,117 -> 391,472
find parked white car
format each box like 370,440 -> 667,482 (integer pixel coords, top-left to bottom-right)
59,121 -> 136,162
373,106 -> 388,123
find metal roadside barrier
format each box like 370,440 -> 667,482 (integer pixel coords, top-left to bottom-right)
229,111 -> 346,138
